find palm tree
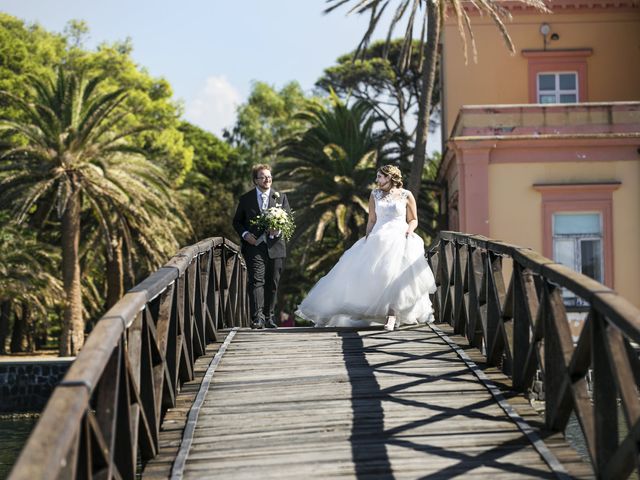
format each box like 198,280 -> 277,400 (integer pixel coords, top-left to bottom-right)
325,0 -> 548,200
83,153 -> 189,309
317,38 -> 440,166
278,97 -> 387,274
0,220 -> 63,353
0,68 -> 184,355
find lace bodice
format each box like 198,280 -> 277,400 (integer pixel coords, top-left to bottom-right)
372,188 -> 409,224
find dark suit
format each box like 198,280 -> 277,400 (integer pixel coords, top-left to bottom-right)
233,188 -> 290,324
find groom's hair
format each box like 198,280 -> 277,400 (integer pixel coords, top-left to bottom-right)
252,163 -> 272,180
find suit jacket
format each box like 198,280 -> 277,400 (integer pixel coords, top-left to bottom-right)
232,188 -> 290,259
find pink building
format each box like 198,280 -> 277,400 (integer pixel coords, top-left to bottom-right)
438,2 -> 640,308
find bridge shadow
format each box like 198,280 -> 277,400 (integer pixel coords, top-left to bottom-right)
340,330 -> 394,479
339,328 -> 558,479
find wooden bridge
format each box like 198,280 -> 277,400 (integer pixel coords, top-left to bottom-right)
9,233 -> 640,479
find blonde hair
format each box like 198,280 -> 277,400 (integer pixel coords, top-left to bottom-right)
252,163 -> 272,180
377,164 -> 403,188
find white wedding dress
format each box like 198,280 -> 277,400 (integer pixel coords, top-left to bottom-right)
296,188 -> 437,327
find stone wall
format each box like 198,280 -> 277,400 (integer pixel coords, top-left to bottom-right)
0,359 -> 73,413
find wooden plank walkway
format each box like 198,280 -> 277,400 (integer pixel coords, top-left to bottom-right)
143,326 -> 593,479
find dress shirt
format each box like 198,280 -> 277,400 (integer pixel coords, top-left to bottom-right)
258,187 -> 271,210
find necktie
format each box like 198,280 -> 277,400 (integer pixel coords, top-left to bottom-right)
261,192 -> 268,211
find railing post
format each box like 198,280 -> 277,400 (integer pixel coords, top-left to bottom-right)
512,264 -> 532,390
439,240 -> 454,326
466,246 -> 483,348
486,252 -> 507,367
543,283 -> 574,432
592,310 -> 620,476
452,242 -> 467,336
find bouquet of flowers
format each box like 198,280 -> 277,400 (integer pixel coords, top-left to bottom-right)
251,206 -> 295,243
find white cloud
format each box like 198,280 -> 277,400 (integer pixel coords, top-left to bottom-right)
184,75 -> 242,136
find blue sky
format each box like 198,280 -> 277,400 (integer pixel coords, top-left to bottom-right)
0,0 -> 440,151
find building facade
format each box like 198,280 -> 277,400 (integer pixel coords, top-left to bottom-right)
438,2 -> 640,308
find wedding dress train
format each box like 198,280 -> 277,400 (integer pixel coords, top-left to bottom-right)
296,188 -> 437,328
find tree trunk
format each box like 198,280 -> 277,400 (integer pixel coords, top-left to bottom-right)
34,307 -> 49,350
10,303 -> 29,353
59,188 -> 84,356
408,3 -> 441,200
106,235 -> 124,309
0,301 -> 11,354
25,302 -> 37,353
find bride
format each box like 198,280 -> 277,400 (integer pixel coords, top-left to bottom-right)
295,165 -> 437,330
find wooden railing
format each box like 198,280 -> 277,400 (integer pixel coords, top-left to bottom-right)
10,237 -> 249,480
427,231 -> 640,480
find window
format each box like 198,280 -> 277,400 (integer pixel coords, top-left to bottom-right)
552,213 -> 603,306
522,49 -> 591,103
537,72 -> 578,104
534,183 -> 619,308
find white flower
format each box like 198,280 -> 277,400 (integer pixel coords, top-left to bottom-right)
250,204 -> 295,241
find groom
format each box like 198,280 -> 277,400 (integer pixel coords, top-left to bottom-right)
233,164 -> 291,329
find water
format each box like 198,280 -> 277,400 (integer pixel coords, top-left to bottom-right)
0,416 -> 38,480
563,407 -> 637,479
564,413 -> 590,461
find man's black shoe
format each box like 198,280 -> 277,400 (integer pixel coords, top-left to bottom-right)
264,319 -> 278,329
250,321 -> 264,329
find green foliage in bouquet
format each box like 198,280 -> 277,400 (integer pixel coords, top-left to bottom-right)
251,207 -> 295,242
